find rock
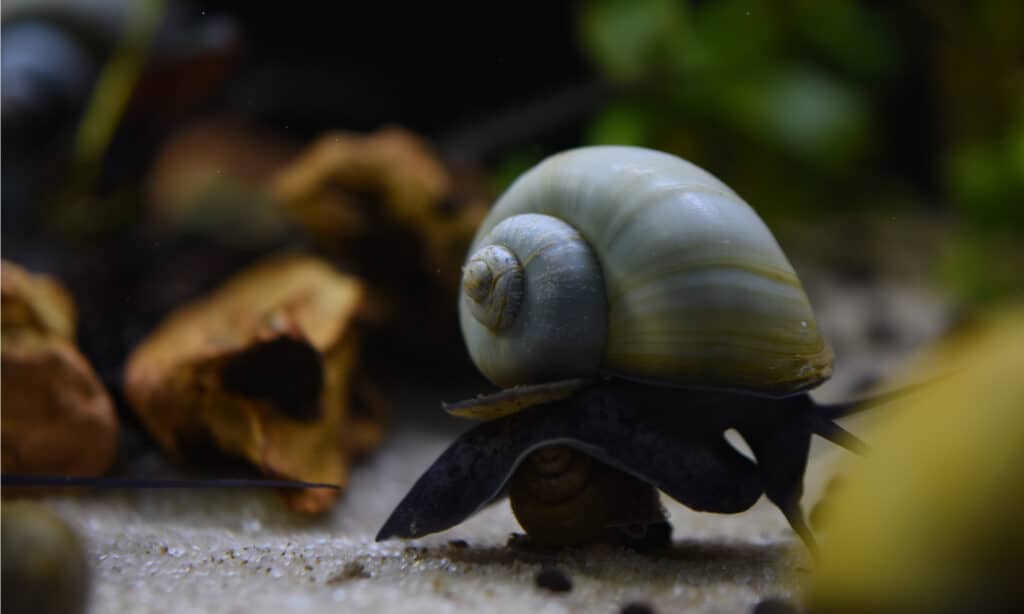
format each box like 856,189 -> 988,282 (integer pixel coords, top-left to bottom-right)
1,500 -> 90,614
1,260 -> 118,486
123,253 -> 388,514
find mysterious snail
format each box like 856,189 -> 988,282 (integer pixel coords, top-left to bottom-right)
378,146 -> 871,549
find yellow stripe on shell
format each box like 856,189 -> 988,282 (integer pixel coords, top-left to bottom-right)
605,345 -> 833,394
605,258 -> 802,307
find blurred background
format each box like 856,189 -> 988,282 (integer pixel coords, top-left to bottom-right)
2,2 -> 1023,613
3,0 -> 1022,473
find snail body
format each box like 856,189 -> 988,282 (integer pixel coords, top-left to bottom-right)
460,146 -> 832,396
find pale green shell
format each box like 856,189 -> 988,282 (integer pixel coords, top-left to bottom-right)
460,146 -> 833,396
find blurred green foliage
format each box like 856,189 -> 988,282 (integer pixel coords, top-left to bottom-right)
570,0 -> 1023,304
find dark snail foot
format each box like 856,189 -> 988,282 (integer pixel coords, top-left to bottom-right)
377,378 -> 871,550
735,394 -> 826,554
375,382 -> 763,542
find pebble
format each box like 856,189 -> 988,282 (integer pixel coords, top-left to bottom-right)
327,561 -> 370,584
620,602 -> 656,614
2,501 -> 90,614
534,566 -> 572,593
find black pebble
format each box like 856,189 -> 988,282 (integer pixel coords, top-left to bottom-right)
865,317 -> 899,346
535,566 -> 572,593
752,597 -> 798,614
621,602 -> 656,614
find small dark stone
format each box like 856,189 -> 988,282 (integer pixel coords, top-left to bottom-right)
327,561 -> 370,583
535,566 -> 572,593
620,602 -> 656,614
2,502 -> 90,614
752,597 -> 798,614
447,539 -> 469,549
865,317 -> 899,346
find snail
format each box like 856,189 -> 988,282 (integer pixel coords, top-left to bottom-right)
377,146 -> 874,549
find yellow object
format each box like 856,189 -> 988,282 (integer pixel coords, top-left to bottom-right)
808,307 -> 1024,613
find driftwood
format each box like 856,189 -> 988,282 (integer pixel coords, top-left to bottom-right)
124,254 -> 387,513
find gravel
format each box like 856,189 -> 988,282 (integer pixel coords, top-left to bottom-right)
27,278 -> 953,613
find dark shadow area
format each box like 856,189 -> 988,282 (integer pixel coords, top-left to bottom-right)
221,336 -> 324,421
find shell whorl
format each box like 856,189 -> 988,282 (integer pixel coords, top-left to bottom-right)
459,213 -> 608,388
461,146 -> 833,395
461,245 -> 524,330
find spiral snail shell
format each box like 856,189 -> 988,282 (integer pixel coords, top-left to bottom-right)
377,147 -> 869,551
460,146 -> 832,396
508,445 -> 667,547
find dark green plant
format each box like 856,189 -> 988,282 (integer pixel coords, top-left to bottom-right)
568,0 -> 1022,302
